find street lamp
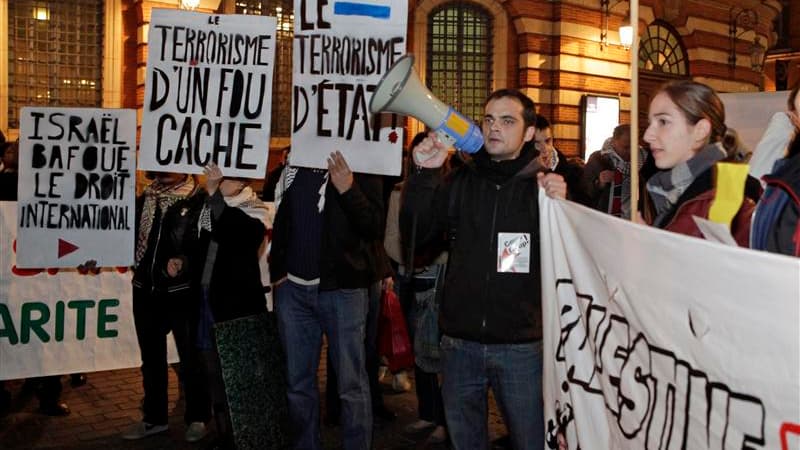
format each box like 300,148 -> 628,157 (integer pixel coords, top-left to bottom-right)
729,7 -> 765,72
600,0 -> 632,50
180,0 -> 201,10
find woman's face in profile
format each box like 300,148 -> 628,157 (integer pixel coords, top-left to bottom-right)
644,92 -> 706,170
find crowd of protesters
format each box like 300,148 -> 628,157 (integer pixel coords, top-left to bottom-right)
0,81 -> 798,450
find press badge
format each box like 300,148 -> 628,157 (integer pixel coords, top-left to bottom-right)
497,233 -> 531,273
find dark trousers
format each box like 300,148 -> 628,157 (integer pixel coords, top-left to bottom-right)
133,287 -> 211,426
414,365 -> 445,425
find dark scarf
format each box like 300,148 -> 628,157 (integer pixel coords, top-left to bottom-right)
473,144 -> 537,185
646,142 -> 726,227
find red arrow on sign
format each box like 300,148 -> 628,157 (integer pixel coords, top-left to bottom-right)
58,238 -> 79,258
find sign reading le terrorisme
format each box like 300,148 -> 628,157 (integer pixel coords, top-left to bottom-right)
138,9 -> 277,178
289,0 -> 407,176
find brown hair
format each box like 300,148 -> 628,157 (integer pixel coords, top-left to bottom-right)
658,80 -> 726,142
484,89 -> 537,128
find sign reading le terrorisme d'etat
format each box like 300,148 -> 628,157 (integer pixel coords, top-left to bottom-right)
290,0 -> 407,176
139,9 -> 277,178
16,107 -> 137,269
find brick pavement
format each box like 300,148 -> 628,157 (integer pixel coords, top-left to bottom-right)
0,362 -> 509,449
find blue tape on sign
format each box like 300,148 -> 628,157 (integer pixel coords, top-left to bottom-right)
434,107 -> 484,153
333,2 -> 391,19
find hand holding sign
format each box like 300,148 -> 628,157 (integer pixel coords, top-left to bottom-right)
538,172 -> 567,200
327,151 -> 354,194
204,162 -> 223,195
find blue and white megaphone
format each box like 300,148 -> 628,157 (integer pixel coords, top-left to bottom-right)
369,55 -> 483,153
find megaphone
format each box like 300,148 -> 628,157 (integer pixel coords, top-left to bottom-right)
370,55 -> 483,153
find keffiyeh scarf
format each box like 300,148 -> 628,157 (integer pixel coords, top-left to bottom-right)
135,176 -> 196,265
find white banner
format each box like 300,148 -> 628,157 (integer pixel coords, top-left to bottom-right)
1,202 -> 144,379
290,0 -> 406,176
539,193 -> 800,450
139,9 -> 276,178
16,107 -> 136,268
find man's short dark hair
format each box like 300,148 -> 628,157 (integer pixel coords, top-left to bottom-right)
535,114 -> 551,131
484,89 -> 537,128
612,124 -> 631,139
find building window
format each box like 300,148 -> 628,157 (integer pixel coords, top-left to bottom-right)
638,21 -> 688,76
236,0 -> 293,137
427,2 -> 492,122
7,0 -> 104,129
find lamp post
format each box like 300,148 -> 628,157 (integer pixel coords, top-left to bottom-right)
729,7 -> 763,72
180,0 -> 201,10
600,0 -> 632,50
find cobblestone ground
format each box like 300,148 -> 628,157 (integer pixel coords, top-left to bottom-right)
0,353 -> 509,449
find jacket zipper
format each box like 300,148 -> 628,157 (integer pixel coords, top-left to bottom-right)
481,184 -> 501,339
149,220 -> 164,294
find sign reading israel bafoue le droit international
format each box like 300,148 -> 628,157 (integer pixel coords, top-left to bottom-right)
139,9 -> 276,179
16,107 -> 136,268
290,0 -> 407,176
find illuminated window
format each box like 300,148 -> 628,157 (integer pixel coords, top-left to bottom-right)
7,1 -> 104,129
427,2 -> 493,123
236,0 -> 294,137
638,21 -> 688,76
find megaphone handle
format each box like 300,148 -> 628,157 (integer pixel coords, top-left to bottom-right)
413,130 -> 456,165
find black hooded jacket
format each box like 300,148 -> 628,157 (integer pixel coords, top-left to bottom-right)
402,147 -> 545,344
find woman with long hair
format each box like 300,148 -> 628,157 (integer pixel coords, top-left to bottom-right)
642,80 -> 761,245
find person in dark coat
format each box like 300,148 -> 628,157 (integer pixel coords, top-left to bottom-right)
270,151 -> 385,450
194,163 -> 271,448
751,127 -> 800,256
122,172 -> 211,442
402,89 -> 567,450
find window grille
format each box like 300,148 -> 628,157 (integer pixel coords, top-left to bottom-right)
427,2 -> 493,123
236,0 -> 294,137
8,0 -> 104,129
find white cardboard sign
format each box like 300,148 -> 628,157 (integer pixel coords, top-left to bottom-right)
16,107 -> 136,268
139,9 -> 277,178
290,0 -> 407,175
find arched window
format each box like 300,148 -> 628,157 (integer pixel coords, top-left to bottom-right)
7,0 -> 104,128
236,0 -> 294,137
427,2 -> 492,122
638,21 -> 688,76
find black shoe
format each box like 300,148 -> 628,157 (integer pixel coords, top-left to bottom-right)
39,402 -> 70,416
70,373 -> 87,387
373,406 -> 397,423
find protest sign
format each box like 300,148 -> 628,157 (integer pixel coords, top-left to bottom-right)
290,0 -> 407,176
539,194 -> 800,449
139,9 -> 276,178
16,107 -> 136,268
1,203 -> 138,379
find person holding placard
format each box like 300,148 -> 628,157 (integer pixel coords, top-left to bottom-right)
271,152 -> 386,450
123,172 -> 211,442
402,89 -> 567,450
641,80 -> 762,245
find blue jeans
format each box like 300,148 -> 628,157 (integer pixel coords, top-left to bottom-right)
275,280 -> 372,450
441,335 -> 544,450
